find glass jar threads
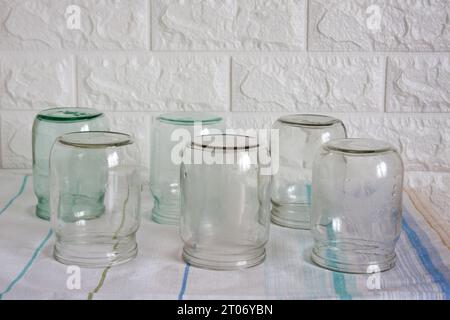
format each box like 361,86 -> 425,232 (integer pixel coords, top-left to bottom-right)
150,112 -> 224,225
311,138 -> 404,273
271,114 -> 346,229
32,107 -> 109,220
180,134 -> 272,270
50,131 -> 141,267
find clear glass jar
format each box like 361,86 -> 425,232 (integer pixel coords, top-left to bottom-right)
180,134 -> 271,270
150,112 -> 224,225
50,131 -> 141,267
32,107 -> 109,220
311,138 -> 404,273
271,114 -> 347,229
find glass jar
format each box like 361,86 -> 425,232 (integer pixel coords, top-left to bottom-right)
150,112 -> 224,225
271,114 -> 347,229
32,107 -> 109,220
50,131 -> 141,267
311,138 -> 404,273
180,134 -> 272,270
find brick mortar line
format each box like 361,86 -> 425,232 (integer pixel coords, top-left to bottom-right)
0,111 -> 448,131
73,55 -> 78,108
229,56 -> 233,112
383,56 -> 388,113
148,0 -> 152,51
0,50 -> 450,55
0,168 -> 447,174
0,110 -> 449,114
305,0 -> 309,51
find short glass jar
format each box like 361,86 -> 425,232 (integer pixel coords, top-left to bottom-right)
180,134 -> 271,270
311,138 -> 404,273
271,114 -> 346,229
150,112 -> 224,225
50,131 -> 141,267
32,107 -> 109,220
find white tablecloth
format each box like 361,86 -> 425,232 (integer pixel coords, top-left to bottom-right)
0,171 -> 448,299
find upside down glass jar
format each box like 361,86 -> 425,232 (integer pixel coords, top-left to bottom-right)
311,138 -> 404,273
32,107 -> 109,220
150,113 -> 224,225
180,134 -> 272,270
50,131 -> 141,267
271,114 -> 347,229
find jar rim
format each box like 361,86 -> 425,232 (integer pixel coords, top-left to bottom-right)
323,138 -> 396,154
190,134 -> 259,151
157,112 -> 223,125
57,131 -> 134,149
37,107 -> 103,122
278,114 -> 342,127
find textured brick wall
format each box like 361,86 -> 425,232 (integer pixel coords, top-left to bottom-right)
0,0 -> 449,213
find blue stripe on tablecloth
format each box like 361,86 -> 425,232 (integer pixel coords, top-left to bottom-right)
177,263 -> 190,300
0,229 -> 53,299
332,272 -> 352,300
326,222 -> 352,300
402,209 -> 450,299
0,175 -> 28,216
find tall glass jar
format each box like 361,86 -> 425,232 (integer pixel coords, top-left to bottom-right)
50,131 -> 141,267
150,112 -> 224,225
311,138 -> 404,273
180,134 -> 272,270
271,114 -> 346,229
32,107 -> 109,220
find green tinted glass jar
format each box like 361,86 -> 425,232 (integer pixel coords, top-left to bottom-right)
32,107 -> 109,220
150,112 -> 224,225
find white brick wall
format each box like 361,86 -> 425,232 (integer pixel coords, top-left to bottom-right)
0,0 -> 449,214
77,54 -> 229,111
232,54 -> 384,112
153,0 -> 306,50
308,0 -> 450,51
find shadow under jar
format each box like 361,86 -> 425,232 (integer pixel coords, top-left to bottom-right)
50,131 -> 141,267
33,107 -> 109,220
150,112 -> 224,225
180,134 -> 271,270
271,114 -> 347,229
311,138 -> 404,274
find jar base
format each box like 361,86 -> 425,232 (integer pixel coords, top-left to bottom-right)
182,246 -> 266,270
36,204 -> 106,222
54,234 -> 138,268
271,202 -> 310,229
311,245 -> 396,274
151,206 -> 179,225
60,204 -> 106,223
36,204 -> 50,220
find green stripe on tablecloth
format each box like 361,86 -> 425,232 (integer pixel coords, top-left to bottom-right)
87,186 -> 130,299
87,267 -> 111,300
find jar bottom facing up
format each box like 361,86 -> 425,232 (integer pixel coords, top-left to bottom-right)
311,240 -> 396,274
271,201 -> 311,229
182,246 -> 266,271
151,201 -> 180,225
54,234 -> 138,268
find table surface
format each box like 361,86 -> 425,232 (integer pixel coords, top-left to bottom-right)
0,171 -> 448,300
